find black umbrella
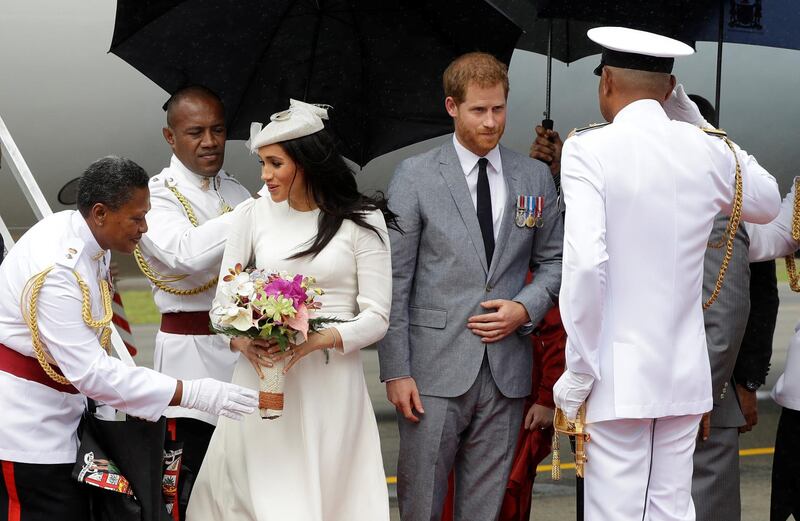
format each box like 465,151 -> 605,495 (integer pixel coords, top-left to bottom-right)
110,0 -> 521,167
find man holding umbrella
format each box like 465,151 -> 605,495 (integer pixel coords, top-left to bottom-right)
553,27 -> 781,520
134,86 -> 253,500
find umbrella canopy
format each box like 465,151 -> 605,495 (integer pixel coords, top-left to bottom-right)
111,0 -> 521,167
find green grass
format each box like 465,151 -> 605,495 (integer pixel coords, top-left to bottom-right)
775,257 -> 789,284
118,290 -> 160,325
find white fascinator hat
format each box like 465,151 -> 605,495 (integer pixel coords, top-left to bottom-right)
246,99 -> 330,153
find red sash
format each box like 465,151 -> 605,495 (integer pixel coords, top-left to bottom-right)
160,312 -> 214,336
0,342 -> 79,394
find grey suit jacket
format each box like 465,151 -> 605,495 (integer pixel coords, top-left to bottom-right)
378,138 -> 563,399
703,215 -> 749,428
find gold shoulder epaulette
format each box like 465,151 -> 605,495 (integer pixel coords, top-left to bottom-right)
567,122 -> 610,139
702,127 -> 728,138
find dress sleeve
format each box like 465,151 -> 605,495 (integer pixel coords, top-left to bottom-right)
559,138 -> 608,380
36,268 -> 176,421
214,199 -> 257,305
334,210 -> 392,354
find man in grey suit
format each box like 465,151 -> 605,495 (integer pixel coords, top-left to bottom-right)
378,52 -> 563,521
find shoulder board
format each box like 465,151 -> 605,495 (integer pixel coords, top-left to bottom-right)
702,127 -> 728,138
54,238 -> 85,269
149,174 -> 178,188
567,122 -> 610,139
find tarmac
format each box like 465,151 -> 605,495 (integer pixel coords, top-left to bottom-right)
118,277 -> 800,521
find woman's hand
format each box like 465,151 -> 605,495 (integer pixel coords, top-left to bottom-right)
230,337 -> 278,378
267,329 -> 339,374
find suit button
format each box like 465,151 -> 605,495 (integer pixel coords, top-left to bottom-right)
485,285 -> 492,292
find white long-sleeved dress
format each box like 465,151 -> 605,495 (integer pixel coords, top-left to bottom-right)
187,196 -> 391,521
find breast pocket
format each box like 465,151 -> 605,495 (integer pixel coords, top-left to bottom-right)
408,306 -> 447,329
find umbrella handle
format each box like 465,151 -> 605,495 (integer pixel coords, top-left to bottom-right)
540,119 -> 555,166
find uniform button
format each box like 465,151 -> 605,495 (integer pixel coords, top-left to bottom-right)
720,393 -> 725,399
485,285 -> 493,292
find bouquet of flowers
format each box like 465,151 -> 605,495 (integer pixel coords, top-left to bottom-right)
210,264 -> 340,419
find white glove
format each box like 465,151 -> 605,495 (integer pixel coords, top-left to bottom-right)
180,378 -> 258,421
663,84 -> 710,128
553,370 -> 595,421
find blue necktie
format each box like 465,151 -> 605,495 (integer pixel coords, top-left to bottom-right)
476,158 -> 494,265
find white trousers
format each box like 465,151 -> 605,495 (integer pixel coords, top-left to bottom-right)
584,415 -> 702,521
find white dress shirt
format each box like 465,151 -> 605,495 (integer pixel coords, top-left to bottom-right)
452,135 -> 506,240
0,211 -> 176,463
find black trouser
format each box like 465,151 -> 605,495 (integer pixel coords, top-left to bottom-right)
0,460 -> 88,521
771,407 -> 800,521
167,418 -> 214,521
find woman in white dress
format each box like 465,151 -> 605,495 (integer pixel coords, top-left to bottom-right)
186,100 -> 396,521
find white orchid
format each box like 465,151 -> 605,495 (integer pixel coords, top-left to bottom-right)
212,301 -> 254,331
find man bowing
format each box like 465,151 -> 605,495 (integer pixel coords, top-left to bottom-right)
379,52 -> 563,521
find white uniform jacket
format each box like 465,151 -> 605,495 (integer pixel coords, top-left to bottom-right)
746,179 -> 800,411
137,156 -> 251,424
560,99 -> 781,423
0,211 -> 175,464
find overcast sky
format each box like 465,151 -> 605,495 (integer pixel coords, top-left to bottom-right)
2,0 -> 799,231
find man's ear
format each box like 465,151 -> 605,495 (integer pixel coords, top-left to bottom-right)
664,75 -> 677,101
601,68 -> 612,97
162,127 -> 175,146
445,96 -> 459,118
90,203 -> 109,226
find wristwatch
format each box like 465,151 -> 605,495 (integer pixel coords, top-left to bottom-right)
743,380 -> 761,393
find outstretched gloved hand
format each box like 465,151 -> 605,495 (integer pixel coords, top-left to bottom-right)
553,370 -> 595,421
663,84 -> 710,128
180,378 -> 258,421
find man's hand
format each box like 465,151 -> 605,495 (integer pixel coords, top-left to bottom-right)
529,125 -> 563,177
698,412 -> 711,441
736,384 -> 759,433
663,84 -> 710,128
553,370 -> 594,421
386,377 -> 425,423
524,403 -> 555,431
467,300 -> 530,343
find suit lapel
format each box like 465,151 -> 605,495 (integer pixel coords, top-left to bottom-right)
439,140 -> 488,275
487,146 -> 519,282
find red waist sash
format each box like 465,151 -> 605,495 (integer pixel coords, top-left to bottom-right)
0,343 -> 79,394
160,312 -> 214,336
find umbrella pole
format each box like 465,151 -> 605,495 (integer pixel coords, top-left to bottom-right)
542,19 -> 554,132
714,0 -> 724,125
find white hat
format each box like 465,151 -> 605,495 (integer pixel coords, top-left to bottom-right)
588,27 -> 695,76
246,99 -> 330,153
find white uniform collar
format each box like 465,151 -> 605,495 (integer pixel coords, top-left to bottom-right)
70,211 -> 109,266
169,155 -> 225,191
613,98 -> 670,124
452,134 -> 501,177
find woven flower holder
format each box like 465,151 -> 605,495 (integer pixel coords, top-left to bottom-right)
259,358 -> 286,419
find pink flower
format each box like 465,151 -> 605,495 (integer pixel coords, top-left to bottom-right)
262,274 -> 307,309
284,303 -> 310,341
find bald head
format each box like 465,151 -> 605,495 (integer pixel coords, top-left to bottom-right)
598,66 -> 676,121
165,85 -> 224,128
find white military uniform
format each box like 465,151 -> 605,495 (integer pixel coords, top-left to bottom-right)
137,155 -> 251,425
0,211 -> 176,464
559,101 -> 780,520
746,179 -> 800,409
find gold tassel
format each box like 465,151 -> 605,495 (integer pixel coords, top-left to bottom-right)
551,430 -> 561,481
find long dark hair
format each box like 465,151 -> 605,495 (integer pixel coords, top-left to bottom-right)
280,129 -> 400,259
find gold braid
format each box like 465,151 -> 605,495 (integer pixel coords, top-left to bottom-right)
22,267 -> 114,386
785,178 -> 800,292
703,136 -> 744,310
134,185 -> 229,296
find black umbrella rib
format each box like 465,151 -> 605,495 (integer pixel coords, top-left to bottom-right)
225,2 -> 298,131
346,0 -> 368,166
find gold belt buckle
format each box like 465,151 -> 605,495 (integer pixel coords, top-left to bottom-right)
551,404 -> 589,479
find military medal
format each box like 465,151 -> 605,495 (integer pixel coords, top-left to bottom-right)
515,195 -> 527,228
534,195 -> 544,228
524,195 -> 536,228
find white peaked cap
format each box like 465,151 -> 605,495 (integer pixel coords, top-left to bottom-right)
588,27 -> 695,75
246,99 -> 330,153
